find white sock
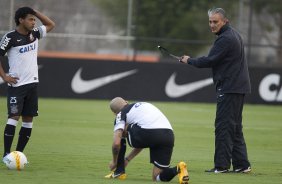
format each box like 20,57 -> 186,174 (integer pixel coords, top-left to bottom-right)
22,122 -> 33,128
7,118 -> 18,126
156,175 -> 161,182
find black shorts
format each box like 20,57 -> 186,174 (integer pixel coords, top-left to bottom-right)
7,83 -> 38,118
126,124 -> 174,169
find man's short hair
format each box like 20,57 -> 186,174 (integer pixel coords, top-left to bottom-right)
110,97 -> 128,114
208,7 -> 226,19
15,7 -> 36,26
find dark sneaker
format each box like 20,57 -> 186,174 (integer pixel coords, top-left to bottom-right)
205,168 -> 229,173
233,166 -> 251,173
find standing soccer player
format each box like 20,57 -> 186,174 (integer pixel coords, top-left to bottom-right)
0,7 -> 55,159
180,8 -> 251,173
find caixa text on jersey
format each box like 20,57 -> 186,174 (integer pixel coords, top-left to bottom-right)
19,43 -> 36,53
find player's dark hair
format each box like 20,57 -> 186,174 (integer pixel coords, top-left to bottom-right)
15,7 -> 36,26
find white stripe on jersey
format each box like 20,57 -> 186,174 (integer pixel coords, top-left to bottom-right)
38,25 -> 47,39
114,112 -> 126,131
114,102 -> 173,131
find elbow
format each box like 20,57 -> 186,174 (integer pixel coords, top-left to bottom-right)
46,21 -> 55,33
112,141 -> 121,151
50,21 -> 56,31
51,21 -> 56,29
112,142 -> 120,149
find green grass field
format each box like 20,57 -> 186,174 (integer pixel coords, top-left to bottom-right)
0,97 -> 282,184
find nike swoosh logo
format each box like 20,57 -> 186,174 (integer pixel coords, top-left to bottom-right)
165,72 -> 213,98
71,68 -> 138,94
112,173 -> 123,178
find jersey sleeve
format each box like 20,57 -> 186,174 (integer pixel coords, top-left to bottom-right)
0,33 -> 13,56
113,112 -> 126,131
33,25 -> 47,39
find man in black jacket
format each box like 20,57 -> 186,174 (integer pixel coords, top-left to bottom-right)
180,8 -> 251,173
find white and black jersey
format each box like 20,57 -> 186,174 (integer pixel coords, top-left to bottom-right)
113,102 -> 173,132
113,102 -> 174,169
0,25 -> 47,87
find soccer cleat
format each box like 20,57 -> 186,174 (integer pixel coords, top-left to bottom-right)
177,161 -> 189,184
205,167 -> 229,173
104,171 -> 114,178
104,171 -> 127,180
233,166 -> 251,173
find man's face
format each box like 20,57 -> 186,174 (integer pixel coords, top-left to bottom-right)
19,14 -> 36,31
209,13 -> 226,34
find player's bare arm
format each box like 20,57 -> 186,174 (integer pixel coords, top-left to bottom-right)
124,148 -> 143,166
34,10 -> 55,33
110,129 -> 123,170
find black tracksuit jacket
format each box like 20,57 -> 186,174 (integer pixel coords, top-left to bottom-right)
188,24 -> 251,94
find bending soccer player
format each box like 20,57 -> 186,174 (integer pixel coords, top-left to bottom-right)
105,97 -> 189,184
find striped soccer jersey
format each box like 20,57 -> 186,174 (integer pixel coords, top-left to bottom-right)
0,25 -> 47,87
114,102 -> 173,132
